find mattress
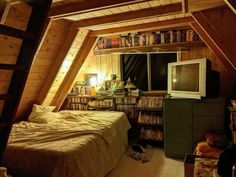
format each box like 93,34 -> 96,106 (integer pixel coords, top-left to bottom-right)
3,110 -> 131,177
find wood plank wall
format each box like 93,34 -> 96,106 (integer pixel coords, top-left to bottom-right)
42,28 -> 89,106
76,53 -> 121,87
15,19 -> 71,121
76,45 -> 236,100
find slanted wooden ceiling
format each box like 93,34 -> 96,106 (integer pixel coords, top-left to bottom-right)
0,0 -> 235,121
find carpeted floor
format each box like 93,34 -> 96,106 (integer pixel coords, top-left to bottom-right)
107,147 -> 184,177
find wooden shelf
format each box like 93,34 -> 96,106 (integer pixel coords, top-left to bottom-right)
94,41 -> 205,55
137,107 -> 162,111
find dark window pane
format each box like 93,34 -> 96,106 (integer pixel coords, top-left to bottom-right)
151,53 -> 177,90
121,54 -> 148,91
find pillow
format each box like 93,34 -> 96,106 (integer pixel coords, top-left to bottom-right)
32,104 -> 56,112
28,104 -> 61,123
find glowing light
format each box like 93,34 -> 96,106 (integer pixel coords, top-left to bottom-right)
89,77 -> 97,87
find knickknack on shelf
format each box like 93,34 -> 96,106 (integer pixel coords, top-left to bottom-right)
95,28 -> 201,50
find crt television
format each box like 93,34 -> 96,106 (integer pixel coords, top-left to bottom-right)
167,58 -> 219,99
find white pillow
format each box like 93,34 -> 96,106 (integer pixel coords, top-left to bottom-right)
28,104 -> 61,123
32,104 -> 56,112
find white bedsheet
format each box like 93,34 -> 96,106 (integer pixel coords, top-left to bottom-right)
3,111 -> 131,177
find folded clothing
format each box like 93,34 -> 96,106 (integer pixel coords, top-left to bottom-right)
195,141 -> 221,159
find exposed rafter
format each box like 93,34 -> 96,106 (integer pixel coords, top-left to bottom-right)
224,0 -> 236,14
191,9 -> 236,72
36,29 -> 79,104
49,0 -> 150,18
90,16 -> 194,37
51,31 -> 98,110
184,0 -> 224,13
70,3 -> 182,29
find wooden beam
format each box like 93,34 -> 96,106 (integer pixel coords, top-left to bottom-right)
0,24 -> 34,39
0,94 -> 13,101
51,31 -> 98,110
183,0 -> 188,13
36,29 -> 79,104
49,0 -> 148,18
90,16 -> 194,37
0,64 -> 25,70
70,3 -> 182,29
191,12 -> 236,72
186,0 -> 224,13
224,0 -> 236,14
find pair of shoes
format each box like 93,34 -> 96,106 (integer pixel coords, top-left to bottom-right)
131,144 -> 146,153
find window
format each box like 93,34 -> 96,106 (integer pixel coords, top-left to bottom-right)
120,52 -> 178,91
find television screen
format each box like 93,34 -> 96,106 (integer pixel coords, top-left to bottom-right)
171,63 -> 199,92
167,58 -> 218,99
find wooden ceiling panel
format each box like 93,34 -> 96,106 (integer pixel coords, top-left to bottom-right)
63,1 -> 157,21
148,1 -> 161,7
49,0 -> 150,18
90,16 -> 194,36
160,0 -> 172,5
69,3 -> 182,29
108,7 -> 122,14
118,6 -> 130,13
137,2 -> 151,8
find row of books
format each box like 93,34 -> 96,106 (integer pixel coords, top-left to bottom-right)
88,100 -> 113,107
68,97 -> 91,103
96,29 -> 200,49
138,112 -> 163,125
140,128 -> 163,141
66,103 -> 89,110
137,96 -> 163,108
116,105 -> 137,118
115,97 -> 137,104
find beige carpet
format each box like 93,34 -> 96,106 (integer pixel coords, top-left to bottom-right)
107,147 -> 184,177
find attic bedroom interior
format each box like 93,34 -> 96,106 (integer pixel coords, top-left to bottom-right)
0,0 -> 236,177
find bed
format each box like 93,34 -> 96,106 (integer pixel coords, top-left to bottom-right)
3,110 -> 131,177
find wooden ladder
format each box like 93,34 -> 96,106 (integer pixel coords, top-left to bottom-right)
0,0 -> 52,163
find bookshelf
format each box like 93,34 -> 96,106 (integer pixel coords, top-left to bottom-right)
94,41 -> 205,55
62,95 -> 165,143
115,96 -> 139,123
94,28 -> 205,55
228,106 -> 236,144
137,96 -> 164,143
63,95 -> 114,111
